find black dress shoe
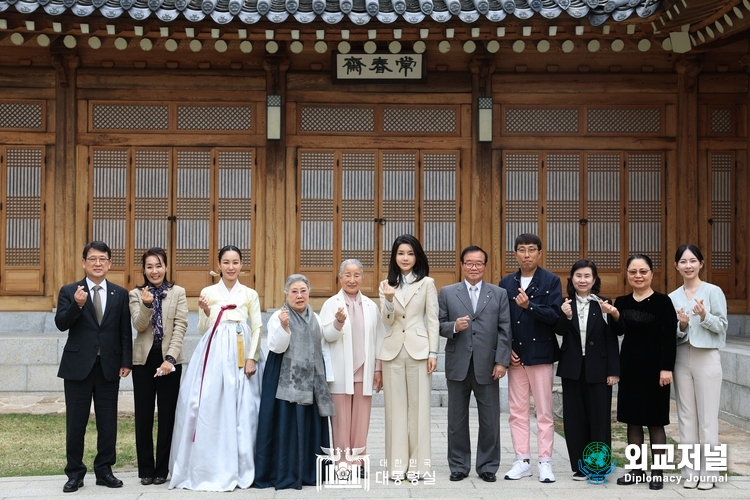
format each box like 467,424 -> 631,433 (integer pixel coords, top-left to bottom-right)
140,477 -> 154,485
96,474 -> 123,488
63,478 -> 84,493
480,472 -> 497,483
649,475 -> 664,490
450,471 -> 468,481
152,477 -> 167,485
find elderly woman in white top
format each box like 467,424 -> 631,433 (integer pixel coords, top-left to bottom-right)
320,259 -> 385,470
668,244 -> 728,491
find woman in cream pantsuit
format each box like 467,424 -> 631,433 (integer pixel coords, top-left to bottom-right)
669,244 -> 727,491
378,234 -> 439,481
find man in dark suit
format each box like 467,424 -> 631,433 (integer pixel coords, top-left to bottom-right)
439,245 -> 512,483
55,241 -> 132,493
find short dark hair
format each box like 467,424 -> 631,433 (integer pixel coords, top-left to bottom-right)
675,244 -> 704,264
82,241 -> 111,260
138,247 -> 174,289
566,259 -> 601,298
460,245 -> 487,264
514,233 -> 542,251
387,234 -> 429,287
626,253 -> 654,271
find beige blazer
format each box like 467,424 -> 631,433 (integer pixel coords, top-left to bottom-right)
129,284 -> 188,365
378,276 -> 439,361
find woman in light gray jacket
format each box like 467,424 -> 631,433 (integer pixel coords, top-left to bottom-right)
669,244 -> 727,491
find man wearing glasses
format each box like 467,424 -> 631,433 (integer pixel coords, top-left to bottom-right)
439,245 -> 512,483
499,233 -> 562,484
55,241 -> 132,493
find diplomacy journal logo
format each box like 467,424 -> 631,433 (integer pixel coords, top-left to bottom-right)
579,442 -> 617,484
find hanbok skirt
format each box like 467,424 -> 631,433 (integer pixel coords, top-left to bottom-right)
169,321 -> 263,491
253,350 -> 330,490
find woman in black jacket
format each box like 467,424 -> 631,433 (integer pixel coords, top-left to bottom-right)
555,259 -> 620,481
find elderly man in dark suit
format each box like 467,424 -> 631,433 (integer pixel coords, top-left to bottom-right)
439,245 -> 512,483
55,241 -> 132,493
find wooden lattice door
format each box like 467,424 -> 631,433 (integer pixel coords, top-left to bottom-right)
0,146 -> 45,295
298,148 -> 460,297
90,146 -> 255,294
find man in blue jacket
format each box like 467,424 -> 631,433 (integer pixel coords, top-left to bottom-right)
499,234 -> 562,484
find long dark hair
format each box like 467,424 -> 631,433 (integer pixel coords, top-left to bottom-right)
138,247 -> 174,289
387,234 -> 429,287
675,244 -> 704,264
566,259 -> 601,298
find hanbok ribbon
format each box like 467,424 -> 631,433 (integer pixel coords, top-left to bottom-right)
193,303 -> 237,441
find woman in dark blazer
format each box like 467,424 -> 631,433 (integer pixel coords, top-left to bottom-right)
555,259 -> 620,481
129,247 -> 188,485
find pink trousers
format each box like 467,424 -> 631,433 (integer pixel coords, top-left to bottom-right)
330,382 -> 373,463
508,363 -> 555,461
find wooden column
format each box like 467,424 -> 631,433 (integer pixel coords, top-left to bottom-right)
50,46 -> 81,302
671,58 -> 702,292
262,56 -> 289,309
468,58 -> 496,269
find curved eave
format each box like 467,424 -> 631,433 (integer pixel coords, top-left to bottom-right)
0,0 -> 665,25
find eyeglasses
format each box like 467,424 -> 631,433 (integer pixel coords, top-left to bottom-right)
85,257 -> 110,264
462,262 -> 485,269
627,269 -> 651,276
515,247 -> 539,255
289,290 -> 309,295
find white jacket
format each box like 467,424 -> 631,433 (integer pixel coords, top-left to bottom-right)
320,289 -> 385,395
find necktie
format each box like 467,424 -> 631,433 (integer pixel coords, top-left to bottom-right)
92,285 -> 103,325
470,286 -> 478,312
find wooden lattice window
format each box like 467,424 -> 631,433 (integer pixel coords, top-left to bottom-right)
90,146 -> 255,294
707,151 -> 741,299
502,150 -> 664,297
89,102 -> 255,133
296,105 -> 459,136
0,146 -> 45,295
0,101 -> 45,131
501,106 -> 664,136
298,148 -> 460,297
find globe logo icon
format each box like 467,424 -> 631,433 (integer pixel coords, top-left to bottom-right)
579,442 -> 617,484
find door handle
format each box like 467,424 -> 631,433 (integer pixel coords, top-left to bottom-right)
373,218 -> 387,226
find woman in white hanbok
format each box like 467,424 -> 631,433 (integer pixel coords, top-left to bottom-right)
169,245 -> 263,491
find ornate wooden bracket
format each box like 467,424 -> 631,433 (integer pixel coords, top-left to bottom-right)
262,56 -> 290,94
675,57 -> 703,92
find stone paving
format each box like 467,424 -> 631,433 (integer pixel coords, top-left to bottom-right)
0,394 -> 748,498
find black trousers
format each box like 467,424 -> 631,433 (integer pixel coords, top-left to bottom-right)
132,345 -> 182,479
64,358 -> 120,480
561,361 -> 613,473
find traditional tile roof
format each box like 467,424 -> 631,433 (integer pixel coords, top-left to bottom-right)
0,0 -> 662,27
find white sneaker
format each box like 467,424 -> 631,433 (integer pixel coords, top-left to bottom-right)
538,461 -> 556,483
504,460 -> 532,480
